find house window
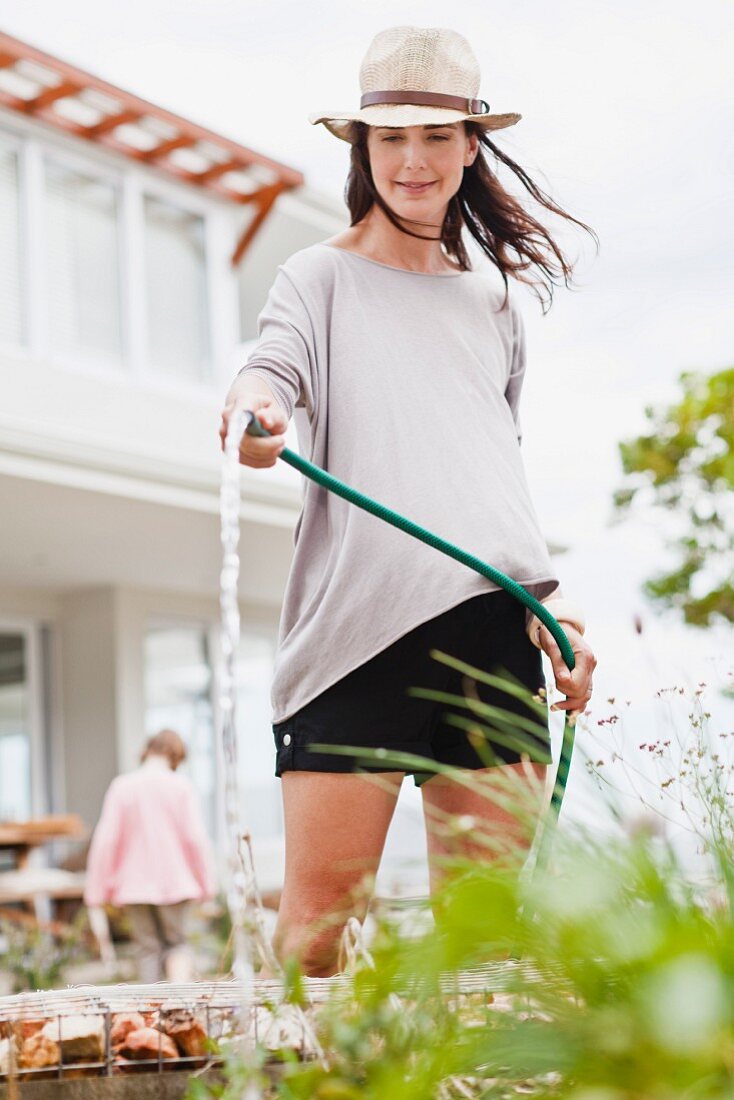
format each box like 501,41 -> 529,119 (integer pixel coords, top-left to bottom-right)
0,144 -> 22,346
45,159 -> 123,364
0,634 -> 31,823
143,622 -> 281,846
143,195 -> 211,382
144,624 -> 217,839
235,632 -> 281,840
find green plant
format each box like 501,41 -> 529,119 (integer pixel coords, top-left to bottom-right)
188,674 -> 734,1099
0,910 -> 90,992
613,365 -> 734,627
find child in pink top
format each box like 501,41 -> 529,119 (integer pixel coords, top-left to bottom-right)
84,729 -> 217,983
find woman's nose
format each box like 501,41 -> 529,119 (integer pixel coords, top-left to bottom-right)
402,143 -> 428,168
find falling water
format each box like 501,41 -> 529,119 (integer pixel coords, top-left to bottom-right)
219,408 -> 262,1098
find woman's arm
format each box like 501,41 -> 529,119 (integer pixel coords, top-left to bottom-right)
526,593 -> 585,646
220,265 -> 318,467
505,299 -> 596,714
504,304 -> 569,631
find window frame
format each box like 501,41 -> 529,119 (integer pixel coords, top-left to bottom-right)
142,615 -> 223,846
0,114 -> 233,395
0,128 -> 27,355
41,144 -> 128,375
0,617 -> 46,821
137,177 -> 218,390
142,613 -> 281,852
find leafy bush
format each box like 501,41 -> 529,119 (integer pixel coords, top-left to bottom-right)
613,365 -> 734,626
0,911 -> 89,992
190,681 -> 734,1098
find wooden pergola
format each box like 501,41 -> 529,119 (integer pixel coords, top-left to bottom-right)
0,31 -> 305,265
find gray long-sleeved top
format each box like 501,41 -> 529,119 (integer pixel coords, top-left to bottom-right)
239,242 -> 560,726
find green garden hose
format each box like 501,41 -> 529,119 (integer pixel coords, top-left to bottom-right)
244,411 -> 576,818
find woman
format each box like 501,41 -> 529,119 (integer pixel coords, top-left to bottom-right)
84,729 -> 216,983
221,26 -> 597,977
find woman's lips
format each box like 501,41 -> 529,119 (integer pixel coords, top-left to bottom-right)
395,181 -> 436,193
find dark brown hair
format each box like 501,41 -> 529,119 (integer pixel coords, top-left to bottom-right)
344,120 -> 598,313
140,728 -> 187,769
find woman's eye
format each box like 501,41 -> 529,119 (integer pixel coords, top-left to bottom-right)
382,135 -> 449,142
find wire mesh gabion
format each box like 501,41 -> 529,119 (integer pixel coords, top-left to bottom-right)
0,978 -> 324,1081
0,962 -> 530,1081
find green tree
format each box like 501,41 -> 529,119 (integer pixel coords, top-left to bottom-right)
613,365 -> 734,626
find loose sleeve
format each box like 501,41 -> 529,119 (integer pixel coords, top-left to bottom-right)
503,300 -> 565,626
504,299 -> 526,446
524,583 -> 564,631
83,780 -> 124,908
179,780 -> 218,900
238,266 -> 317,422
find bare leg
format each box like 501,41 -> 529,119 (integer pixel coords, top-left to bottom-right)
158,901 -> 194,983
126,904 -> 164,983
265,771 -> 404,978
421,763 -> 548,894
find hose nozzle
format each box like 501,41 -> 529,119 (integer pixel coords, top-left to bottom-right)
242,410 -> 272,439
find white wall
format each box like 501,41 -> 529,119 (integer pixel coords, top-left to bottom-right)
0,107 -> 345,844
59,587 -> 120,829
0,105 -> 344,513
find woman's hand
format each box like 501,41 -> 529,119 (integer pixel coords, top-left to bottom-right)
537,622 -> 596,721
219,389 -> 288,469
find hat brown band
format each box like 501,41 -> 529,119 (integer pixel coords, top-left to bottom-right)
360,90 -> 490,115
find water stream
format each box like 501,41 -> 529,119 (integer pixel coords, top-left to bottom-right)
218,408 -> 262,1098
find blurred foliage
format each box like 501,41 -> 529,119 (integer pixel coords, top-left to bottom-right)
188,686 -> 734,1099
613,365 -> 734,626
0,910 -> 90,992
183,894 -> 235,979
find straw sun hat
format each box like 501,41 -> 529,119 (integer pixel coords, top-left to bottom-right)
308,25 -> 521,143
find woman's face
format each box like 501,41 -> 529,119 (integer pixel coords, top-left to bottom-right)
366,122 -> 478,221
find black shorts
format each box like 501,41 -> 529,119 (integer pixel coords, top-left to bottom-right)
272,588 -> 552,787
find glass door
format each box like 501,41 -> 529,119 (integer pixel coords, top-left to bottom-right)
144,620 -> 280,854
0,624 -> 43,823
144,622 -> 217,840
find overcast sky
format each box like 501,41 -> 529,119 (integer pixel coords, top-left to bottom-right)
3,0 -> 733,834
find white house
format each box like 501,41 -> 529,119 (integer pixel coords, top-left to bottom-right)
0,32 -> 347,871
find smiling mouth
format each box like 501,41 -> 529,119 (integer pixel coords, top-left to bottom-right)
395,181 -> 437,192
